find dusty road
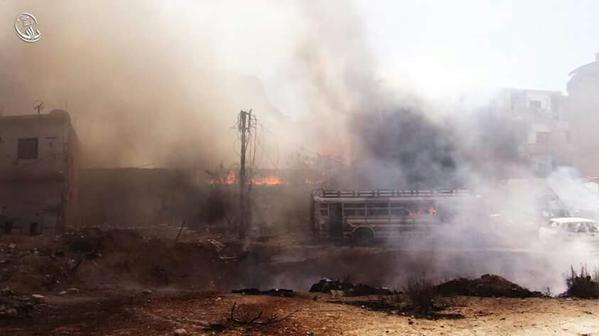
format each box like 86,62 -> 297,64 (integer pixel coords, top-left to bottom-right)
1,291 -> 598,336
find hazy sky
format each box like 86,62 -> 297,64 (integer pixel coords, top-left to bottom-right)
353,0 -> 599,97
199,0 -> 599,106
5,0 -> 599,100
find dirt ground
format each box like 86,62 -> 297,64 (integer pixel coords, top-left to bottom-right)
1,290 -> 598,336
1,229 -> 598,335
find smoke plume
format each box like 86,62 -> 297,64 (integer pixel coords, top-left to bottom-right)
1,0 -> 598,293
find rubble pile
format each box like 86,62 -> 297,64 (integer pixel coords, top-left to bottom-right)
0,229 -> 242,293
0,240 -> 73,292
309,278 -> 393,296
435,274 -> 543,298
58,228 -> 237,289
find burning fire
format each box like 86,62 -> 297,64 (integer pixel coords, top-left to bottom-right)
209,171 -> 282,186
252,175 -> 282,185
223,171 -> 236,185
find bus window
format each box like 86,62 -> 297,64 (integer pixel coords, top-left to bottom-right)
390,208 -> 410,216
319,204 -> 329,216
344,209 -> 366,216
367,203 -> 389,216
345,203 -> 366,209
344,203 -> 365,216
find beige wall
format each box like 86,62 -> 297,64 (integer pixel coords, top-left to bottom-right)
0,111 -> 78,234
0,115 -> 69,180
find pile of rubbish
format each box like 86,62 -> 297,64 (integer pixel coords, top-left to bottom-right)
232,288 -> 295,297
0,287 -> 42,319
0,228 -> 239,293
435,274 -> 543,298
309,278 -> 393,296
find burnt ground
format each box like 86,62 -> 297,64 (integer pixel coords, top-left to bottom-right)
1,291 -> 599,336
1,229 -> 598,335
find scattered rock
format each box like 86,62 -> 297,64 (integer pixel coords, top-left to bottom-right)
5,308 -> 18,317
0,289 -> 37,318
31,294 -> 46,302
66,287 -> 80,294
207,239 -> 225,251
173,328 -> 188,335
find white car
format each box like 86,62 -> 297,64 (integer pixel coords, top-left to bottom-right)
539,217 -> 599,242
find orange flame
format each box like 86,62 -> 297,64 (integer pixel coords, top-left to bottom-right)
209,171 -> 282,186
252,175 -> 282,185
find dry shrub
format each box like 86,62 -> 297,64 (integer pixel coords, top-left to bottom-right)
404,278 -> 437,314
565,266 -> 599,299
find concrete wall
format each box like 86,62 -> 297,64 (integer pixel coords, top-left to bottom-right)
495,89 -> 571,175
0,110 -> 79,235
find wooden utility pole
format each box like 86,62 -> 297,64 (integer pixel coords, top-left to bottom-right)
238,110 -> 252,238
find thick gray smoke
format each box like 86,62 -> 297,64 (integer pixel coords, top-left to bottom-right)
1,1 -> 597,293
291,1 -> 528,190
352,108 -> 461,188
0,1 -> 305,168
290,1 -> 598,293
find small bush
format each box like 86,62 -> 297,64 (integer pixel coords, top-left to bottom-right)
565,266 -> 599,299
404,278 -> 437,314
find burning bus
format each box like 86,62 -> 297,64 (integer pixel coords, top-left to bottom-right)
311,189 -> 470,244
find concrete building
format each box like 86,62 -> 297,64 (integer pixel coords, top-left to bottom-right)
0,110 -> 79,235
494,88 -> 571,175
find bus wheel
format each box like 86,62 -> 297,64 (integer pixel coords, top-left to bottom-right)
353,228 -> 374,246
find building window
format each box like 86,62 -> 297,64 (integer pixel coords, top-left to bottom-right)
529,100 -> 542,110
535,132 -> 550,145
17,138 -> 38,159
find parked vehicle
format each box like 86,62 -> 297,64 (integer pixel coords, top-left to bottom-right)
310,189 -> 470,245
539,217 -> 599,242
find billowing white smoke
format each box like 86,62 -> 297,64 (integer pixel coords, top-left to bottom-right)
547,167 -> 599,219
